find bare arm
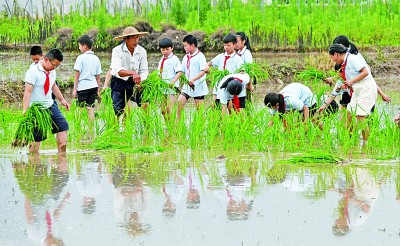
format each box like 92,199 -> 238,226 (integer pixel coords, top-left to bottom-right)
317,95 -> 336,114
22,84 -> 33,114
302,105 -> 310,122
73,71 -> 80,98
377,85 -> 391,102
96,74 -> 101,94
52,83 -> 70,110
345,67 -> 368,87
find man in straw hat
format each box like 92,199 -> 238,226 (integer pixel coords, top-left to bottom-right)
109,26 -> 149,117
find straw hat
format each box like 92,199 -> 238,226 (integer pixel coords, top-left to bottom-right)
113,26 -> 148,41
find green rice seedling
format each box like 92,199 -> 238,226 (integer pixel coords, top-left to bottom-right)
11,103 -> 52,148
237,62 -> 269,83
140,71 -> 172,106
206,67 -> 230,90
277,150 -> 342,164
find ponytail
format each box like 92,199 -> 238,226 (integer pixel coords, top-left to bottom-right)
264,93 -> 286,117
236,32 -> 252,52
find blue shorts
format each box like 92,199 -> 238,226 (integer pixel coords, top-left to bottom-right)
33,102 -> 69,142
111,89 -> 143,116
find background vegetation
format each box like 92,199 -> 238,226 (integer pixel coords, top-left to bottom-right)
1,0 -> 400,51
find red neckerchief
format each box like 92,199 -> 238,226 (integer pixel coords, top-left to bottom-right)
231,77 -> 243,112
340,53 -> 354,96
186,49 -> 200,77
43,70 -> 50,96
159,56 -> 168,77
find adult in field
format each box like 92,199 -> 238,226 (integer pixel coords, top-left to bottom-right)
110,27 -> 149,117
22,48 -> 70,153
264,83 -> 317,127
328,44 -> 377,143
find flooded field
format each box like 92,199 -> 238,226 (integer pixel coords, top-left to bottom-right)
1,51 -> 399,245
1,150 -> 400,245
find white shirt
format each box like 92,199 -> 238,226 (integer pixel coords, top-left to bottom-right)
331,79 -> 351,97
216,73 -> 250,105
110,43 -> 148,81
238,46 -> 253,64
270,83 -> 316,115
344,52 -> 372,82
211,52 -> 244,95
73,51 -> 102,91
158,53 -> 182,94
181,49 -> 208,97
24,62 -> 56,108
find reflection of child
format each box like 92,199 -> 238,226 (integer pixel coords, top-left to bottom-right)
332,168 -> 379,236
111,168 -> 151,237
76,161 -> 102,215
162,170 -> 184,217
184,167 -> 209,209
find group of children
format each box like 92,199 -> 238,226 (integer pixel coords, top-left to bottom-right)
23,31 -> 399,154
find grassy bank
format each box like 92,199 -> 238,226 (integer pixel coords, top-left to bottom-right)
1,0 -> 400,51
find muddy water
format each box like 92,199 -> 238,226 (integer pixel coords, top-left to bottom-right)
1,150 -> 400,245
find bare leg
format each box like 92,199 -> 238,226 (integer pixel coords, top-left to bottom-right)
87,107 -> 95,123
177,95 -> 188,120
194,99 -> 204,110
56,131 -> 68,153
357,115 -> 369,141
28,142 -> 41,154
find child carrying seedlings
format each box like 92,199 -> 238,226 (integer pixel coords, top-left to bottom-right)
328,43 -> 378,144
177,34 -> 208,120
73,35 -> 102,122
236,32 -> 255,108
207,33 -> 244,108
22,48 -> 70,153
216,73 -> 250,116
157,38 -> 182,119
264,83 -> 317,127
324,35 -> 391,110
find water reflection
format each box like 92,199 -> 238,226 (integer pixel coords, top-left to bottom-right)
13,154 -> 70,246
1,152 -> 399,245
332,168 -> 379,236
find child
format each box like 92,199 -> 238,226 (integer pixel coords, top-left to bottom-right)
236,32 -> 255,107
158,38 -> 182,119
177,34 -> 208,120
73,34 -> 102,122
328,43 -> 377,144
208,33 -> 244,108
29,46 -> 43,67
23,48 -> 70,153
264,83 -> 317,127
216,73 -> 250,116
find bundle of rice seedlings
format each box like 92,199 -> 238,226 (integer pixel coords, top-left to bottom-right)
295,66 -> 336,83
237,63 -> 269,83
11,103 -> 52,148
206,68 -> 230,89
140,71 -> 171,105
278,150 -> 343,164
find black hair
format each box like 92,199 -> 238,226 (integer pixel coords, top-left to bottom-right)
183,34 -> 198,47
328,44 -> 348,56
334,63 -> 341,71
264,93 -> 285,115
159,38 -> 173,48
220,78 -> 243,95
236,32 -> 252,51
333,35 -> 358,55
46,48 -> 64,62
223,33 -> 237,44
77,34 -> 94,49
29,46 -> 43,56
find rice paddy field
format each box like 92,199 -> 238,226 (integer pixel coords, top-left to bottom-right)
0,51 -> 399,245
